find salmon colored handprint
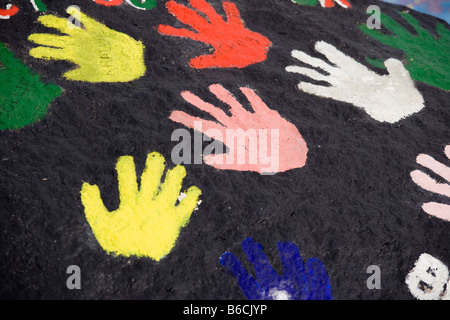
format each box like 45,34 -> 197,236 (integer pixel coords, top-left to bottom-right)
169,84 -> 308,174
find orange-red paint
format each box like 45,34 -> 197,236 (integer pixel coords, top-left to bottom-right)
322,0 -> 351,8
94,0 -> 123,7
158,0 -> 272,69
0,4 -> 19,17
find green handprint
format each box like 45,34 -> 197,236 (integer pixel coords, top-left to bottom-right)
0,42 -> 61,130
292,0 -> 319,6
292,0 -> 351,8
359,11 -> 450,91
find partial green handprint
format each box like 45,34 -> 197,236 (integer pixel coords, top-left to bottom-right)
292,0 -> 318,6
0,42 -> 61,130
292,0 -> 351,8
359,11 -> 450,90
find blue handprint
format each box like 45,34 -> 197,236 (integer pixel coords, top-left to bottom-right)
220,238 -> 332,300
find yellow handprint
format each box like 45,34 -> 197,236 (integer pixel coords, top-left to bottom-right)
80,152 -> 202,261
28,6 -> 146,83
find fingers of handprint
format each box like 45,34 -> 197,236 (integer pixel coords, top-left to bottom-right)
156,25 -> 207,42
241,238 -> 279,286
28,34 -> 70,48
297,81 -> 333,98
220,251 -> 259,298
81,183 -> 111,218
29,46 -> 68,61
66,6 -> 102,32
384,58 -> 410,81
116,156 -> 139,208
239,87 -> 272,115
223,1 -> 243,25
422,202 -> 450,222
314,41 -> 355,68
94,0 -> 123,7
169,111 -> 227,136
410,170 -> 450,198
290,49 -> 335,73
435,23 -> 450,40
139,152 -> 166,201
165,0 -> 211,32
416,154 -> 450,183
175,186 -> 201,224
445,145 -> 450,160
305,258 -> 332,300
285,65 -> 329,83
379,13 -> 413,40
277,242 -> 307,280
320,0 -> 351,8
188,53 -> 222,69
0,4 -> 19,18
181,90 -> 232,126
334,0 -> 351,8
188,0 -> 223,24
36,15 -> 75,35
209,84 -> 249,119
399,12 -> 433,40
126,0 -> 157,10
158,165 -> 187,207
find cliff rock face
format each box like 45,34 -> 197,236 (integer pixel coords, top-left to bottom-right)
0,0 -> 449,300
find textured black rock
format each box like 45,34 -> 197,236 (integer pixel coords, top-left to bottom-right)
0,0 -> 449,300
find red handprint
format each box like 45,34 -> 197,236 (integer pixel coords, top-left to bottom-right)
94,0 -> 123,6
320,0 -> 351,8
157,0 -> 272,69
169,84 -> 308,174
0,4 -> 19,18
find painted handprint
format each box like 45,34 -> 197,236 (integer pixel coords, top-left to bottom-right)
286,41 -> 424,123
292,0 -> 351,8
157,0 -> 272,68
0,42 -> 61,130
359,11 -> 450,91
169,84 -> 308,174
28,6 -> 146,82
94,0 -> 157,10
410,145 -> 450,222
220,238 -> 332,300
30,0 -> 47,12
80,152 -> 201,261
0,4 -> 19,19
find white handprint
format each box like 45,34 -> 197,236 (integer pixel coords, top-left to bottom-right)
410,145 -> 450,222
286,41 -> 424,123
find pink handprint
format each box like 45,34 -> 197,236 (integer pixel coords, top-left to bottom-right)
169,84 -> 308,174
410,145 -> 450,222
